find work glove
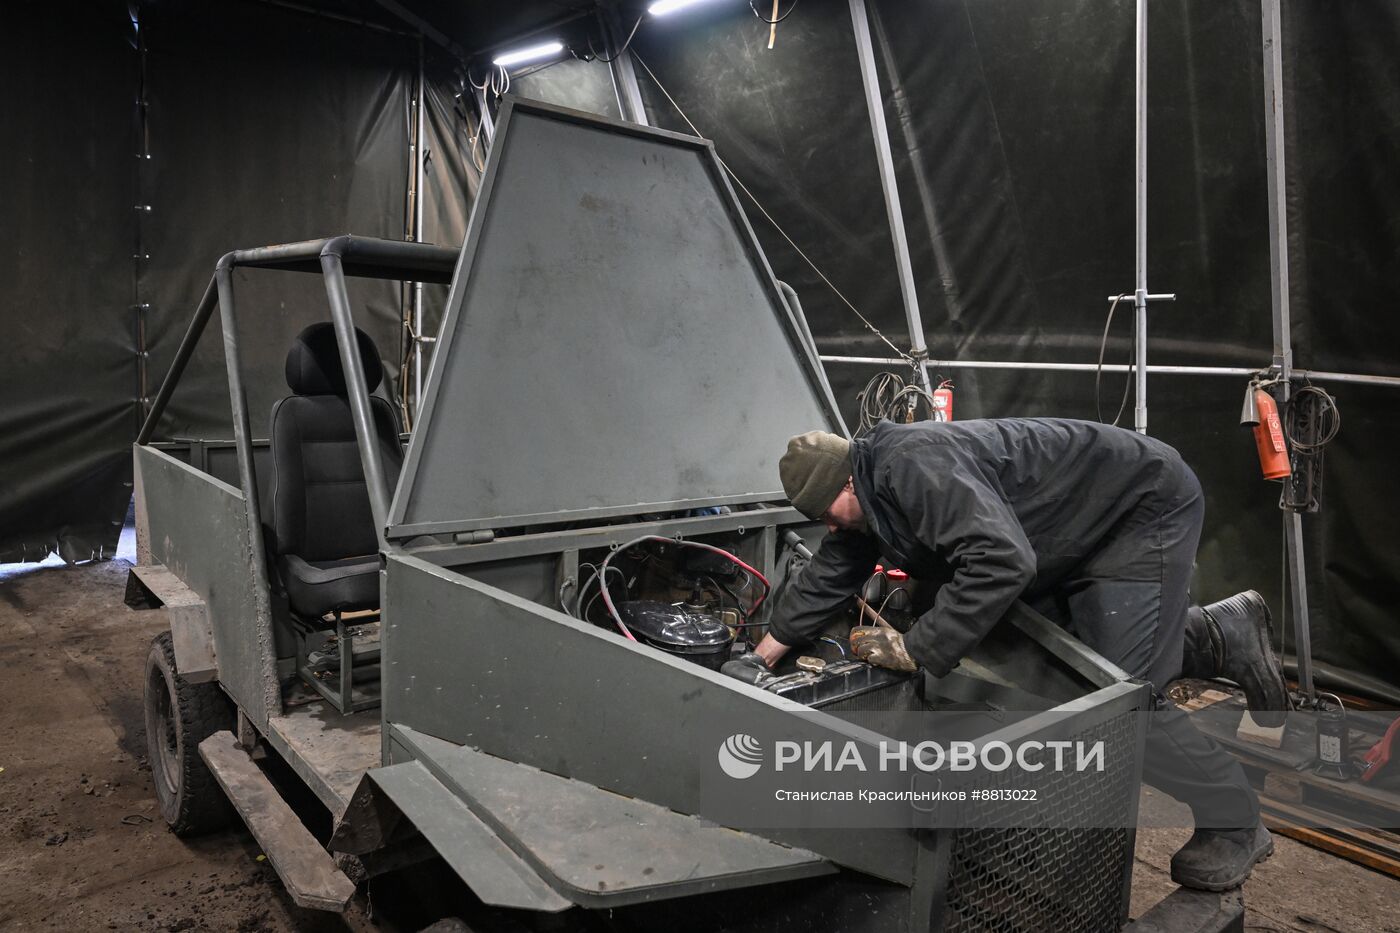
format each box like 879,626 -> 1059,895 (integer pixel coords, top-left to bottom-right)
721,651 -> 774,685
849,625 -> 918,672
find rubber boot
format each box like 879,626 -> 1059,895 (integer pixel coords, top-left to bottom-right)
1183,591 -> 1290,728
1170,823 -> 1274,891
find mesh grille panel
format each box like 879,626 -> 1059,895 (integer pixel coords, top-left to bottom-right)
944,710 -> 1140,933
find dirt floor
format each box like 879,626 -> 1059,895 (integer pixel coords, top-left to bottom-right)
2,556 -> 1398,931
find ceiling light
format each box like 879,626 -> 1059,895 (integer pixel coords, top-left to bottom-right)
492,41 -> 565,68
649,0 -> 723,16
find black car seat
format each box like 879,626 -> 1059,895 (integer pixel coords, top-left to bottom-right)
268,322 -> 402,620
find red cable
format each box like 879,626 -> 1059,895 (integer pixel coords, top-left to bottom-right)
597,534 -> 773,641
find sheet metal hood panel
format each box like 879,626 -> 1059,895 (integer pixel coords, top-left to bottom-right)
387,99 -> 845,538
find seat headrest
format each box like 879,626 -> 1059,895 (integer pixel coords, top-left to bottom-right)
285,322 -> 384,396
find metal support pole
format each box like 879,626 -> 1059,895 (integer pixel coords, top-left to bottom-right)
820,356 -> 1260,377
320,251 -> 394,543
1263,1 -> 1292,379
1261,0 -> 1314,705
213,260 -> 282,723
847,0 -> 932,395
1133,0 -> 1150,434
601,6 -> 649,126
214,264 -> 267,574
412,38 -> 427,416
136,276 -> 217,444
819,354 -> 1400,389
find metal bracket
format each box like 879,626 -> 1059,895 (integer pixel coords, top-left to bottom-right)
1106,293 -> 1176,303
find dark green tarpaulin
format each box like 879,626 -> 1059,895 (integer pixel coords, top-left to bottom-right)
0,5 -> 138,562
627,0 -> 1397,688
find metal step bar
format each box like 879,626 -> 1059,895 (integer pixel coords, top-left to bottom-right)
199,732 -> 357,911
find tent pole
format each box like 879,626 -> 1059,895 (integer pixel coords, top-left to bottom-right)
1133,0 -> 1149,434
847,0 -> 932,395
819,354 -> 1400,388
601,5 -> 649,126
1261,0 -> 1314,707
412,37 -> 427,419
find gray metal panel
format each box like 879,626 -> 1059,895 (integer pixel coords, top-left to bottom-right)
265,705 -> 381,818
380,551 -> 917,884
366,761 -> 573,913
135,445 -> 279,728
389,100 -> 845,537
131,562 -> 217,683
394,727 -> 834,908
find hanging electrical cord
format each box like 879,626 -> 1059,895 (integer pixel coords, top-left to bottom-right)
564,562 -> 628,619
468,62 -> 511,100
1284,384 -> 1341,452
1095,293 -> 1135,426
855,370 -> 936,435
598,535 -> 772,642
467,121 -> 488,172
582,13 -> 645,62
749,0 -> 800,23
1281,383 -> 1340,512
631,53 -> 916,367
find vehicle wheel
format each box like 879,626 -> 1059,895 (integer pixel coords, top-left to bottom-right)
144,631 -> 236,835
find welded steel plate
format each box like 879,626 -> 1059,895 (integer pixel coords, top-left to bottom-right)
387,99 -> 843,537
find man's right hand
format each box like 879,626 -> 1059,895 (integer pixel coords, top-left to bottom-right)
720,651 -> 774,685
850,625 -> 918,672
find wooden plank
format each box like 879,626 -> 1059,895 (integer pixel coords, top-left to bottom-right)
1262,770 -> 1304,805
199,732 -> 356,911
1236,712 -> 1285,749
1197,708 -> 1400,818
1130,887 -> 1244,933
1263,797 -> 1400,851
1180,688 -> 1234,711
1261,805 -> 1400,881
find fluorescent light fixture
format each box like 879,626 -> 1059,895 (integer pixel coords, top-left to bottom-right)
649,0 -> 721,15
492,40 -> 565,68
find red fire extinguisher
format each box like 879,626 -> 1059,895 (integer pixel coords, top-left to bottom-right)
932,381 -> 954,422
1241,380 -> 1291,480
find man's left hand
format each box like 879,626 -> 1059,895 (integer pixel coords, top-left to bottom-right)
850,626 -> 917,672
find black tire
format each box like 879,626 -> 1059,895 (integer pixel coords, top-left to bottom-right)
144,631 -> 236,835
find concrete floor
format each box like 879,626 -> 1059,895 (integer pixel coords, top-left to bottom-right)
2,556 -> 1397,931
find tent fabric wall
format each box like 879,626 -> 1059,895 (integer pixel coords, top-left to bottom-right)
1,1 -> 425,563
631,0 -> 906,364
1284,3 -> 1400,688
511,57 -> 622,121
0,3 -> 140,563
410,58 -> 485,402
2,0 -> 1395,689
625,0 -> 1394,687
139,3 -> 415,442
862,0 -> 1286,635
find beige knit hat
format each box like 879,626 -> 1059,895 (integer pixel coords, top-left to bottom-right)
779,431 -> 852,519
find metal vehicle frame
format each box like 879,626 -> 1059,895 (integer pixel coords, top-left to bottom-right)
127,99 -> 1231,932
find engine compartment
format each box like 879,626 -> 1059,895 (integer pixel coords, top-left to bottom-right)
561,533 -> 925,710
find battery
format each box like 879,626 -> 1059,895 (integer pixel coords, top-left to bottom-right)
764,660 -> 924,711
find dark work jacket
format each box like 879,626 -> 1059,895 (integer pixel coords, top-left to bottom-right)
768,418 -> 1189,676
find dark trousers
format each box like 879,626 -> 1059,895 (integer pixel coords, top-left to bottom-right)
1034,460 -> 1260,829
